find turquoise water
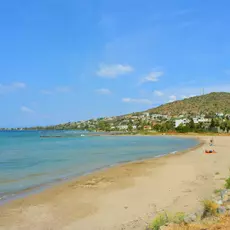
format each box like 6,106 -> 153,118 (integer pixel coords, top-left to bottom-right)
0,131 -> 198,201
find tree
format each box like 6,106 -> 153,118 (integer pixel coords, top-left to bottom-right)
188,119 -> 195,130
153,124 -> 161,132
210,118 -> 215,129
227,121 -> 230,133
176,124 -> 189,133
220,121 -> 227,132
128,124 -> 133,132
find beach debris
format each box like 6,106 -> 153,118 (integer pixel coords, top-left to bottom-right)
217,206 -> 226,214
215,200 -> 223,205
195,209 -> 204,219
183,213 -> 197,224
222,194 -> 229,202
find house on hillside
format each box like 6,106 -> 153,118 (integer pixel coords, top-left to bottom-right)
143,125 -> 152,130
143,112 -> 150,117
117,125 -> 128,130
193,117 -> 211,124
175,119 -> 189,128
216,113 -> 224,117
151,114 -> 168,120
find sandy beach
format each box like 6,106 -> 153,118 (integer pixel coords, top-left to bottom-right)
0,136 -> 230,230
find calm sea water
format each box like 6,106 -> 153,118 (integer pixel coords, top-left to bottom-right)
0,131 -> 198,201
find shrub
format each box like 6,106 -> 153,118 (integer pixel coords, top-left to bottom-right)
172,212 -> 185,224
149,212 -> 170,230
225,177 -> 230,189
149,212 -> 185,230
202,199 -> 218,218
214,189 -> 221,194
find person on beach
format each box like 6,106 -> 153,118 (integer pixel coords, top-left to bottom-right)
210,137 -> 214,146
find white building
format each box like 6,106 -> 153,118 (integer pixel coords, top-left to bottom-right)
193,117 -> 211,124
143,112 -> 150,117
117,125 -> 128,130
151,114 -> 168,120
175,119 -> 189,128
216,113 -> 224,117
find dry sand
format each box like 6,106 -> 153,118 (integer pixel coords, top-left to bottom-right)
0,136 -> 230,230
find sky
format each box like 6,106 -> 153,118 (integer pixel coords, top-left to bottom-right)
1,0 -> 230,127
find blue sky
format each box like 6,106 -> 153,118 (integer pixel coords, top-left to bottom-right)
1,0 -> 230,127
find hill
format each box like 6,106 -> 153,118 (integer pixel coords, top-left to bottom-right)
147,92 -> 230,116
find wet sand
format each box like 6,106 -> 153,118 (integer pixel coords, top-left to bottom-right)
0,136 -> 230,230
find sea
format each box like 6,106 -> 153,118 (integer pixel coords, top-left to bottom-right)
0,130 -> 198,202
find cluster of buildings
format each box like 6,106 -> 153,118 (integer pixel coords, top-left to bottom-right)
69,112 -> 169,131
73,112 -> 229,132
1,112 -> 229,132
175,116 -> 211,128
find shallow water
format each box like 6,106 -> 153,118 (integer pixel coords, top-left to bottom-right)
0,131 -> 198,200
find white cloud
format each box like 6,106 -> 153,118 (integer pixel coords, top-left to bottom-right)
168,95 -> 177,102
97,64 -> 133,78
141,71 -> 163,83
0,82 -> 26,94
40,90 -> 53,95
12,82 -> 26,88
20,106 -> 35,113
154,90 -> 164,96
41,86 -> 71,95
122,98 -> 152,105
95,88 -> 111,94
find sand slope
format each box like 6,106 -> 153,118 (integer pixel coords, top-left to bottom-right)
1,136 -> 230,230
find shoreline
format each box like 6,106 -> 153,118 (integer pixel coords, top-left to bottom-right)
1,135 -> 229,230
0,135 -> 200,205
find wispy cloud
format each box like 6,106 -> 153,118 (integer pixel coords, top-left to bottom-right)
0,82 -> 26,94
141,71 -> 163,84
95,88 -> 111,95
224,69 -> 230,75
97,64 -> 133,78
20,106 -> 35,113
40,90 -> 53,95
56,86 -> 71,93
41,86 -> 71,95
122,98 -> 152,105
169,95 -> 177,102
154,90 -> 164,96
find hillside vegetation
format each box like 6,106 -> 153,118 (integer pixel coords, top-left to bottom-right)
147,92 -> 230,116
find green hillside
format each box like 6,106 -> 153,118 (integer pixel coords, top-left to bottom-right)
147,92 -> 230,116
